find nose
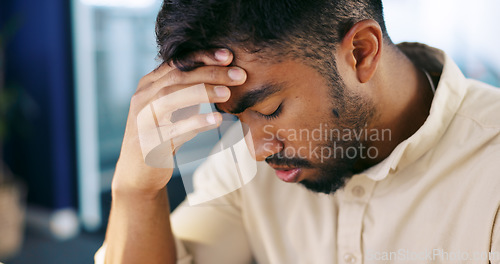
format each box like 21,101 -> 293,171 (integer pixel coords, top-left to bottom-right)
242,122 -> 283,162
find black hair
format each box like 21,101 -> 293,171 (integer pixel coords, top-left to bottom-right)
156,0 -> 390,72
156,1 -> 380,189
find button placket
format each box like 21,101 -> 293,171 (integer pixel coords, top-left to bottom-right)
337,174 -> 376,264
344,253 -> 357,264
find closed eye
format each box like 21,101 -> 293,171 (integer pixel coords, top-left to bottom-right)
259,103 -> 283,120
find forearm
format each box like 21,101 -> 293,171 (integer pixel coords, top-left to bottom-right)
100,48 -> 239,264
104,186 -> 176,264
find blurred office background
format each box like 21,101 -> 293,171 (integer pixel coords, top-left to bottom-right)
0,0 -> 498,263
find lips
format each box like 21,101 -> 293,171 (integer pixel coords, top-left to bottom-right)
273,167 -> 301,183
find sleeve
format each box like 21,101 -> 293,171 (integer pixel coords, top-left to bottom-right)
95,139 -> 255,264
94,180 -> 252,264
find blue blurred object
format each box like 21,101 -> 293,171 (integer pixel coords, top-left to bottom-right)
1,0 -> 76,211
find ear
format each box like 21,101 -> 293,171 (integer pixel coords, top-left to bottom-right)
340,19 -> 383,83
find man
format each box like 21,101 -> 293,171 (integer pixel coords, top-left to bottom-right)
97,0 -> 500,263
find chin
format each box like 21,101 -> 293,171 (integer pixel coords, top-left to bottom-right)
298,170 -> 352,194
296,159 -> 355,194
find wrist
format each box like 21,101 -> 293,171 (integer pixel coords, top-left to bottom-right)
111,159 -> 173,201
111,185 -> 169,213
111,169 -> 169,199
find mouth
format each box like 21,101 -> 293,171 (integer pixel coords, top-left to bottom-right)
270,166 -> 302,183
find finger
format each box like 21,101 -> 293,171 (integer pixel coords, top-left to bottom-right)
139,49 -> 234,86
136,65 -> 244,100
140,62 -> 174,84
181,48 -> 234,69
168,84 -> 229,123
152,84 -> 231,125
137,108 -> 221,167
144,122 -> 208,167
147,66 -> 246,97
159,112 -> 222,141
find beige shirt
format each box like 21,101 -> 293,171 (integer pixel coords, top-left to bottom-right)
95,43 -> 500,264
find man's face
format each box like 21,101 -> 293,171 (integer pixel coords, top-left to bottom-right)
216,53 -> 376,194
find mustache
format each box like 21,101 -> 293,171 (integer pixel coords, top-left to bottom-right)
265,153 -> 313,169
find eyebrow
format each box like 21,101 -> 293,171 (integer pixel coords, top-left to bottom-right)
217,82 -> 285,115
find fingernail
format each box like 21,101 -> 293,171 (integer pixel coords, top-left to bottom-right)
214,49 -> 229,61
228,68 -> 245,81
214,86 -> 229,97
206,114 -> 218,124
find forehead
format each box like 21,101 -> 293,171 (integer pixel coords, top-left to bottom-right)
230,52 -> 283,94
218,51 -> 326,113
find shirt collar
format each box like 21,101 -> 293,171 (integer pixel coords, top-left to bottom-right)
364,43 -> 467,181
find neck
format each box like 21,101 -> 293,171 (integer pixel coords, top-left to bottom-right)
359,45 -> 435,169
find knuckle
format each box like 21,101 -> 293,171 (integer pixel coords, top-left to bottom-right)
140,71 -> 157,84
141,71 -> 154,82
138,64 -> 173,87
153,62 -> 173,75
130,91 -> 145,105
137,74 -> 152,87
138,75 -> 148,84
208,67 -> 219,82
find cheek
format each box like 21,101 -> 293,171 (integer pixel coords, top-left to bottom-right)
277,101 -> 340,151
242,123 -> 256,159
288,97 -> 334,129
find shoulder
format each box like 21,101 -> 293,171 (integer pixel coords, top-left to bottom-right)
457,79 -> 500,129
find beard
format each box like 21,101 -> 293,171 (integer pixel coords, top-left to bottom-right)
298,139 -> 365,194
266,134 -> 366,194
265,71 -> 375,194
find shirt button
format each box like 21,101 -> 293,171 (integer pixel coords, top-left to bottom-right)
352,185 -> 365,197
344,253 -> 356,263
